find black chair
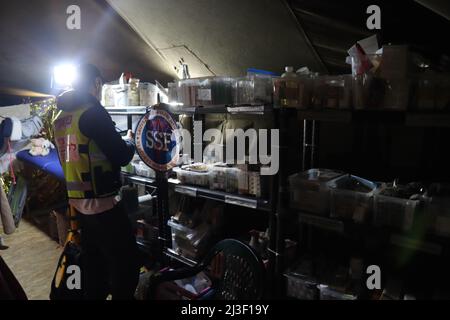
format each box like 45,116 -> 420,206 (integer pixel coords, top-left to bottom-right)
148,239 -> 266,300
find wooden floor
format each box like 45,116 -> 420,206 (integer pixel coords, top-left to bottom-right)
1,220 -> 62,300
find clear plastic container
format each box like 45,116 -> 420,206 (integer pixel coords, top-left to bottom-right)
209,165 -> 227,191
289,169 -> 345,215
318,285 -> 357,300
196,78 -> 213,106
352,74 -> 386,110
168,219 -> 211,259
285,273 -> 319,300
134,162 -> 156,178
102,84 -> 116,107
174,164 -> 210,187
225,167 -> 240,194
329,175 -> 379,223
373,190 -> 419,230
322,75 -> 352,109
234,75 -> 274,105
176,79 -> 200,106
311,75 -> 327,109
248,172 -> 262,198
435,74 -> 450,111
382,79 -> 411,110
168,82 -> 178,104
273,67 -> 301,108
426,197 -> 450,237
140,83 -> 159,106
210,77 -> 233,105
238,169 -> 249,195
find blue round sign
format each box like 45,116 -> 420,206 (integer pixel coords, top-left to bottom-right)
135,109 -> 180,172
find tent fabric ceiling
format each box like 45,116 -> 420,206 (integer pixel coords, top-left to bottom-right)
0,0 -> 174,102
105,0 -> 326,78
1,0 -> 449,106
289,0 -> 450,74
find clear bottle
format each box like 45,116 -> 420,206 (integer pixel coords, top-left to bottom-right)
277,66 -> 300,108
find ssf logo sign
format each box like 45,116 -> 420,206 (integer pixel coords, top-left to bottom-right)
135,109 -> 180,172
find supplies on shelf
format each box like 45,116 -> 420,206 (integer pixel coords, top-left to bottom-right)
169,199 -> 224,260
174,77 -> 234,107
382,78 -> 411,110
329,175 -> 380,224
274,67 -> 313,109
234,71 -> 275,105
174,163 -> 211,187
373,182 -> 425,231
102,81 -> 162,107
208,164 -> 227,191
317,285 -> 357,300
424,184 -> 450,237
139,83 -> 159,106
289,169 -> 345,215
133,161 -> 156,179
426,197 -> 450,237
285,273 -> 319,300
311,75 -> 353,109
155,271 -> 212,300
411,73 -> 450,111
352,73 -> 385,109
168,219 -> 211,260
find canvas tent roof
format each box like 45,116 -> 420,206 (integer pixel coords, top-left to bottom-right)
1,0 -> 449,106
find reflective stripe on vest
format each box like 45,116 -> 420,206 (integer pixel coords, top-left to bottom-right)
53,105 -> 117,199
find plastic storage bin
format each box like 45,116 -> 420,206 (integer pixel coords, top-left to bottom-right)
134,162 -> 156,178
426,197 -> 450,237
209,165 -> 227,191
352,74 -> 385,110
139,83 -> 159,106
289,169 -> 345,215
373,188 -> 420,231
329,175 -> 379,223
322,75 -> 352,109
210,77 -> 233,105
318,285 -> 357,300
168,219 -> 211,260
234,75 -> 274,105
382,79 -> 411,110
285,273 -> 319,300
176,79 -> 199,106
174,164 -> 210,187
274,76 -> 312,109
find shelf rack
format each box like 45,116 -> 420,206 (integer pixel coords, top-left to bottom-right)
297,109 -> 450,127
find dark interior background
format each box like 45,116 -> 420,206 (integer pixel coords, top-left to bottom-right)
1,0 -> 450,183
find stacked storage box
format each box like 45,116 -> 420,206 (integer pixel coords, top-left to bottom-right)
329,175 -> 380,224
289,169 -> 345,216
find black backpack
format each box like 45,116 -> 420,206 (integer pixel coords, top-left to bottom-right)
50,241 -> 84,300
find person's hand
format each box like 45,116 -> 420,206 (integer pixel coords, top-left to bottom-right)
126,130 -> 135,140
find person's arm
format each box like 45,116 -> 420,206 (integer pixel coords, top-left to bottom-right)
79,104 -> 135,167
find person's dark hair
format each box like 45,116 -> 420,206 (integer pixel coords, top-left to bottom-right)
73,64 -> 103,91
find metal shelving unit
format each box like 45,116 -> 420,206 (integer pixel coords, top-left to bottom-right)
297,109 -> 450,127
164,248 -> 198,268
110,104 -> 280,294
171,179 -> 271,211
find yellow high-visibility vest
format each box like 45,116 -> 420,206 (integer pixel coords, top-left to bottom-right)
53,106 -> 118,199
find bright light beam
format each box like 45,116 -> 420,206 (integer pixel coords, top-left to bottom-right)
53,64 -> 77,88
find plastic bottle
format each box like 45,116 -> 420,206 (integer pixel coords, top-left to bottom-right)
282,66 -> 298,79
278,67 -> 300,108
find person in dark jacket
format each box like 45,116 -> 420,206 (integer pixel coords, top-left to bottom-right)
53,64 -> 140,300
